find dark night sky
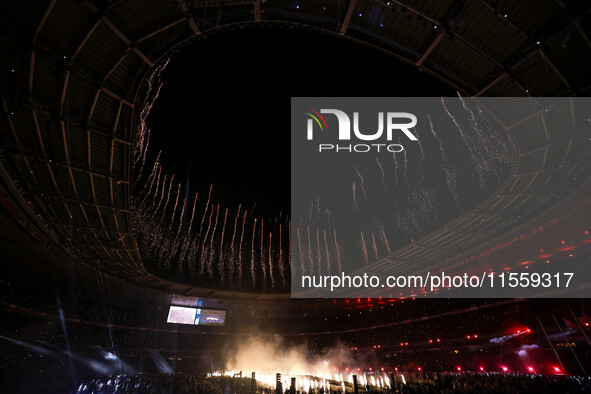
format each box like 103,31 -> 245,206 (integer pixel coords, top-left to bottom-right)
147,25 -> 455,221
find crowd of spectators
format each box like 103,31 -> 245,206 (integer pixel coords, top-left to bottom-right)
77,373 -> 227,394
74,372 -> 591,394
397,372 -> 591,393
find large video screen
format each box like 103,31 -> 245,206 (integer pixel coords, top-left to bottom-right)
195,309 -> 226,326
166,306 -> 197,325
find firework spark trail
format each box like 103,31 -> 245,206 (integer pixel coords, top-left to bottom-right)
352,181 -> 359,214
153,175 -> 168,214
159,174 -> 174,219
354,167 -> 369,204
316,197 -> 321,224
376,157 -> 387,193
323,229 -> 331,275
187,193 -> 199,236
200,204 -> 214,275
175,197 -> 187,238
458,92 -> 491,173
414,127 -> 426,181
428,114 -> 458,202
316,228 -> 322,276
168,184 -> 182,233
238,210 -> 247,286
199,184 -> 213,237
333,229 -> 342,274
279,225 -> 285,286
415,127 -> 425,160
160,183 -> 181,268
441,96 -> 485,188
169,196 -> 187,268
179,192 -> 199,264
136,83 -> 164,178
307,226 -> 314,276
360,232 -> 369,265
260,222 -> 266,284
392,151 -> 399,186
152,168 -> 163,206
141,157 -> 160,200
218,208 -> 228,283
229,205 -> 241,279
457,92 -> 478,129
381,226 -> 391,255
268,232 -> 274,288
427,115 -> 446,159
457,92 -> 510,181
207,204 -> 220,278
401,138 -> 408,185
134,59 -> 169,182
136,129 -> 151,183
371,233 -> 379,261
297,226 -> 304,276
251,219 -> 257,286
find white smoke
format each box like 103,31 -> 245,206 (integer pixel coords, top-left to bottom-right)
516,344 -> 539,358
223,336 -> 376,375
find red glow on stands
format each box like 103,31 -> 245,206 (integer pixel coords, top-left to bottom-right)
526,328 -> 531,333
585,323 -> 590,327
369,367 -> 372,371
437,338 -> 440,342
357,368 -> 361,371
378,345 -> 381,348
394,367 -> 398,372
527,366 -> 534,373
474,334 -> 478,338
457,367 -> 461,372
553,366 -> 561,373
345,368 -> 349,371
405,342 -> 409,346
466,335 -> 471,339
558,246 -> 575,252
417,367 -> 421,371
429,339 -> 433,343
381,367 -> 385,371
479,367 -> 484,372
501,366 -> 508,372
400,342 -> 404,346
357,298 -> 361,303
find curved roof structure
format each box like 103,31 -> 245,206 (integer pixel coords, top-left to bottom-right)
1,0 -> 590,299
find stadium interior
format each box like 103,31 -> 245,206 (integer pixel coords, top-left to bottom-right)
1,0 -> 591,393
